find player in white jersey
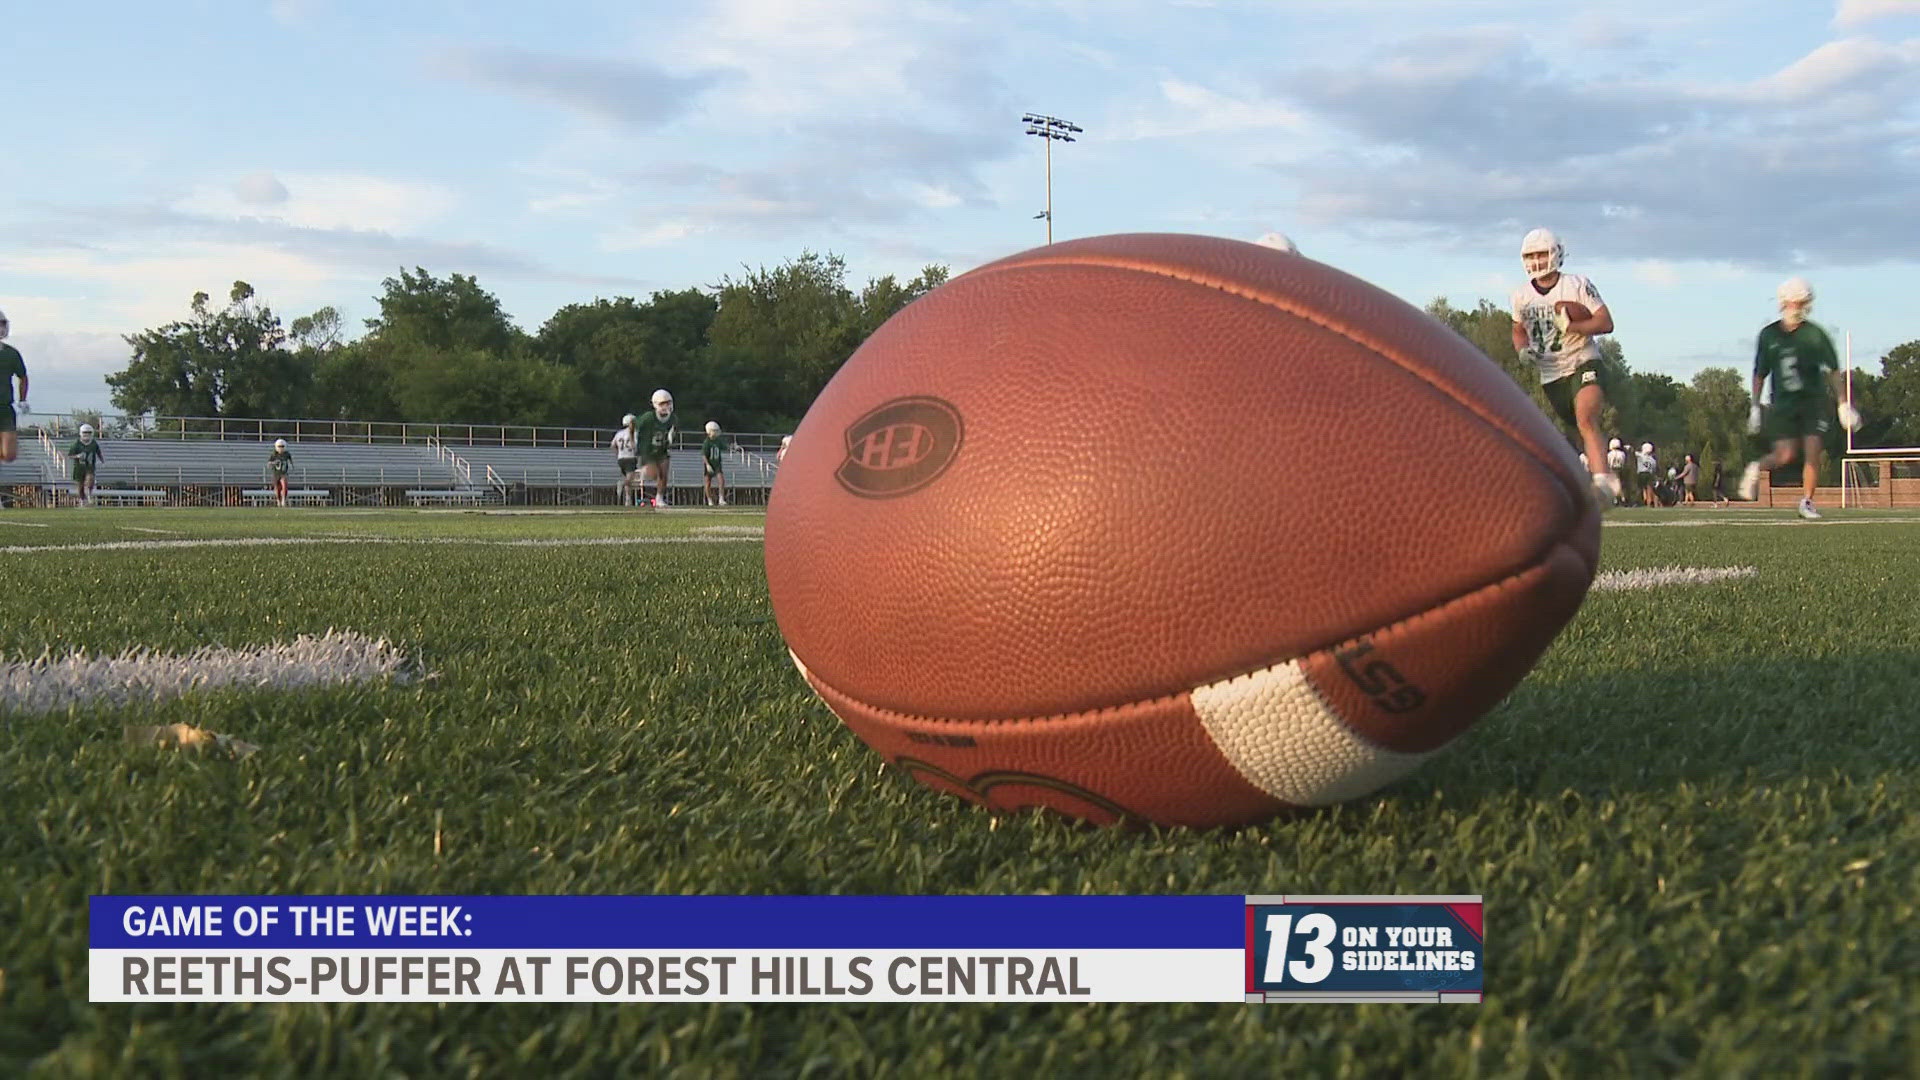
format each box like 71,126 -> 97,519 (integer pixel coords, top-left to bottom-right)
1508,229 -> 1619,509
610,413 -> 641,506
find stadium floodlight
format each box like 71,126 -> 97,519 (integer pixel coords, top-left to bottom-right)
1021,113 -> 1083,244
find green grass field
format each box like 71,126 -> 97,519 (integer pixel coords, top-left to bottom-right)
2,506 -> 1916,1077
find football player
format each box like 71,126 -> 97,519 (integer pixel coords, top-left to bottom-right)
701,421 -> 731,506
635,389 -> 677,508
777,434 -> 792,464
268,439 -> 293,507
0,309 -> 28,464
1739,278 -> 1860,520
1509,230 -> 1619,509
610,413 -> 640,506
69,423 -> 104,506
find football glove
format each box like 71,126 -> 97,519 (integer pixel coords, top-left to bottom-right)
1553,309 -> 1572,334
1838,402 -> 1862,431
1747,404 -> 1763,434
11,400 -> 26,417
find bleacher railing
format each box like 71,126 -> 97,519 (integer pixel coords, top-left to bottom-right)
23,413 -> 792,454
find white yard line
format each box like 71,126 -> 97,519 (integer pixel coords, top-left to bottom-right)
1592,565 -> 1759,591
119,526 -> 183,536
0,535 -> 765,554
0,630 -> 421,715
0,520 -> 50,527
1605,515 -> 1920,528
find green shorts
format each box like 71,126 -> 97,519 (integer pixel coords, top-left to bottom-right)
0,406 -> 15,434
1542,359 -> 1616,431
1765,396 -> 1829,441
72,463 -> 93,482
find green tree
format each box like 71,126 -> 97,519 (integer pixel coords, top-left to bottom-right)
706,252 -> 863,425
1871,340 -> 1920,448
535,289 -> 720,427
1623,371 -> 1687,452
356,269 -> 571,424
107,282 -> 306,418
1679,367 -> 1751,477
1423,297 -> 1547,411
365,268 -> 521,356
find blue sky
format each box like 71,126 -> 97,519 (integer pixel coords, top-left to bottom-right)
6,0 -> 1919,414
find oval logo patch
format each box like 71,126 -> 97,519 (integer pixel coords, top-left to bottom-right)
835,396 -> 964,498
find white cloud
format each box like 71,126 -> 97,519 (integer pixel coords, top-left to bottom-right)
0,241 -> 351,331
234,171 -> 290,206
1110,78 -> 1305,140
600,219 -> 706,251
177,173 -> 458,234
269,0 -> 323,27
655,0 -> 980,121
1834,0 -> 1920,28
1741,36 -> 1920,101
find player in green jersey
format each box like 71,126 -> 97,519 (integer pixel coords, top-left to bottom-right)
268,439 -> 293,507
701,421 -> 731,506
635,389 -> 677,508
69,423 -> 104,505
1738,278 -> 1861,520
0,309 -> 28,464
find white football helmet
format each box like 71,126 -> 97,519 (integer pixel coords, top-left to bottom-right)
651,389 -> 673,419
1608,437 -> 1622,450
0,308 -> 9,340
1777,277 -> 1813,328
1640,442 -> 1654,455
275,438 -> 287,450
1521,229 -> 1563,282
80,423 -> 95,442
704,421 -> 720,436
621,413 -> 636,427
1255,231 -> 1298,255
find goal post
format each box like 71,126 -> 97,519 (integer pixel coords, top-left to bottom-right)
1840,331 -> 1920,507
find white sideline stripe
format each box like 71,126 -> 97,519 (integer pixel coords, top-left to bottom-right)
1190,659 -> 1430,808
0,520 -> 50,527
1605,516 -> 1920,528
1592,565 -> 1758,591
0,630 -> 419,715
119,526 -> 182,535
693,525 -> 765,535
0,535 -> 763,554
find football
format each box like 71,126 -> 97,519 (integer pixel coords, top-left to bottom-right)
764,233 -> 1601,828
1556,301 -> 1592,324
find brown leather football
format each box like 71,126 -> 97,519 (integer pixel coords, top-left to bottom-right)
764,233 -> 1600,828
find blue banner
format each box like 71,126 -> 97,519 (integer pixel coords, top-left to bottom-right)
91,895 -> 1248,950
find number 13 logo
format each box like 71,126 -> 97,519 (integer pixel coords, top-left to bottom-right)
1262,912 -> 1337,985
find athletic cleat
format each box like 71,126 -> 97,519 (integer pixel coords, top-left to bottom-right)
1590,471 -> 1622,511
1738,462 -> 1762,501
653,496 -> 666,509
1798,498 -> 1821,520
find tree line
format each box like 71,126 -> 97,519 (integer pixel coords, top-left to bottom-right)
101,257 -> 1919,474
104,256 -> 950,435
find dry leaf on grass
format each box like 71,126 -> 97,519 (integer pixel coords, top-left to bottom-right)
126,723 -> 261,760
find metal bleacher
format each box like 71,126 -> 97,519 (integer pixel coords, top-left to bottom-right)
94,440 -> 463,489
1,435 -> 59,503
4,415 -> 787,508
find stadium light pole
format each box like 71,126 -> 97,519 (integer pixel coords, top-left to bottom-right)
1022,113 -> 1082,244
